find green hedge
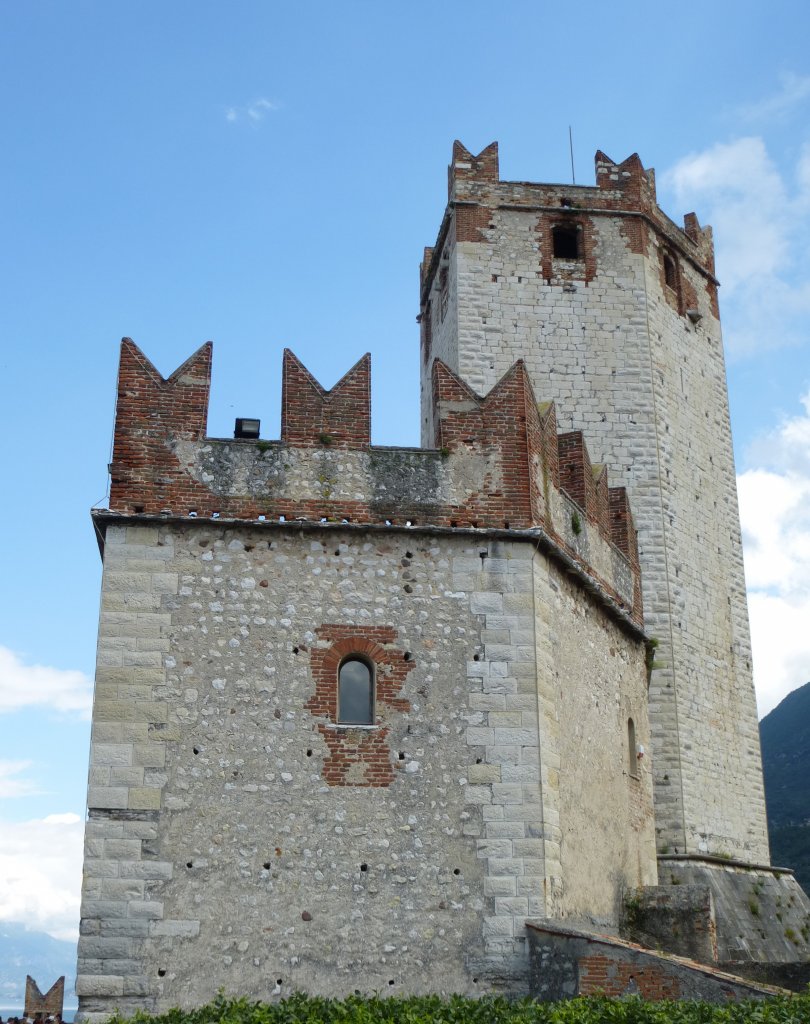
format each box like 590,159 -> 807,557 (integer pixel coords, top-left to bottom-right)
110,992 -> 810,1024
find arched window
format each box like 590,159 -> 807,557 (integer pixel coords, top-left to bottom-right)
627,717 -> 637,776
338,657 -> 374,725
552,224 -> 580,259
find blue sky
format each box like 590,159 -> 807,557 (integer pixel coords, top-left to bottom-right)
1,0 -> 810,942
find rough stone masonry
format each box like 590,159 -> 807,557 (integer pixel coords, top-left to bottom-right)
77,142 -> 810,1019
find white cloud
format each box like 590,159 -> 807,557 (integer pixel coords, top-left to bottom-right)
740,71 -> 810,122
738,393 -> 810,715
0,760 -> 38,799
247,98 -> 278,120
0,813 -> 84,941
223,97 -> 280,123
0,646 -> 92,718
662,137 -> 810,356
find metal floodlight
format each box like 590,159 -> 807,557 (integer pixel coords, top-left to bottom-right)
234,417 -> 261,440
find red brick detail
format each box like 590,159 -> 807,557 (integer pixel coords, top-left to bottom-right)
595,151 -> 656,213
538,214 -> 597,284
109,339 -> 214,514
432,359 -> 545,528
305,625 -> 413,787
448,140 -> 499,196
558,432 -> 597,522
25,976 -> 65,1020
106,341 -> 643,627
618,215 -> 648,256
683,212 -> 716,276
420,246 -> 435,292
706,278 -> 720,320
592,464 -> 610,534
455,204 -> 492,243
281,349 -> 371,448
658,248 -> 684,316
579,954 -> 680,1000
610,487 -> 643,621
682,275 -> 698,317
537,401 -> 560,489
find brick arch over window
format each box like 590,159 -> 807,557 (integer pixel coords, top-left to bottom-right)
305,625 -> 413,787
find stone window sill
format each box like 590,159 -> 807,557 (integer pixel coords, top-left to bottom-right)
325,722 -> 379,731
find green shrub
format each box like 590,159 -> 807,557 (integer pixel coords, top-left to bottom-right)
107,992 -> 810,1024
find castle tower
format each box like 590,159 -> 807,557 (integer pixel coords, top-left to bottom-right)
419,142 -> 767,864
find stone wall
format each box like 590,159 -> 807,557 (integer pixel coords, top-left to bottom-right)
661,857 -> 810,962
77,519 -> 653,1018
106,340 -> 643,628
526,921 -> 783,1002
620,885 -> 718,963
419,141 -> 767,863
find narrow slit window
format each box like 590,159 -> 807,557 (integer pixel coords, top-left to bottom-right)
439,266 -> 449,322
338,657 -> 374,725
552,224 -> 580,259
628,717 -> 637,776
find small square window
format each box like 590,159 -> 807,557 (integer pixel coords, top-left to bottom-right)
552,224 -> 580,260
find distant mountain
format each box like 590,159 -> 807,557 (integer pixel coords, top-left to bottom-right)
0,922 -> 76,1007
760,681 -> 810,894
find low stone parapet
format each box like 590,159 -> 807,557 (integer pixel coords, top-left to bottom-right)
526,920 -> 785,1002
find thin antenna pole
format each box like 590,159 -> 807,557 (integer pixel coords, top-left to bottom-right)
569,125 -> 576,185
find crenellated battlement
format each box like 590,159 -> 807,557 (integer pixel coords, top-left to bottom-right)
281,348 -> 371,448
105,339 -> 642,626
432,140 -> 718,293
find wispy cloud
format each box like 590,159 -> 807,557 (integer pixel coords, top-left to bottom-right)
740,71 -> 810,122
662,137 -> 810,357
0,813 -> 84,941
224,97 -> 281,124
0,646 -> 92,718
0,760 -> 38,799
739,392 -> 810,715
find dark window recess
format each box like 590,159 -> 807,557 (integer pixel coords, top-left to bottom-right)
338,657 -> 374,725
552,224 -> 580,259
439,266 -> 449,321
663,253 -> 677,289
628,717 -> 637,776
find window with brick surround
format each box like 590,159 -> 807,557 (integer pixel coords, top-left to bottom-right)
663,252 -> 677,290
338,657 -> 374,725
552,224 -> 580,259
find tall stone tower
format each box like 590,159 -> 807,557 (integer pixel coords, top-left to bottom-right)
419,142 -> 767,864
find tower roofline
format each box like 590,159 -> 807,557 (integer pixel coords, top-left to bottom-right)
427,142 -> 717,299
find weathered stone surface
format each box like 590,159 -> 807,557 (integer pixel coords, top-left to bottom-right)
527,920 -> 783,1002
78,519 -> 653,1014
77,141 -> 781,1019
421,144 -> 766,864
661,857 -> 810,961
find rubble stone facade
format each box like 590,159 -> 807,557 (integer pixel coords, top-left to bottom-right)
78,327 -> 655,1018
